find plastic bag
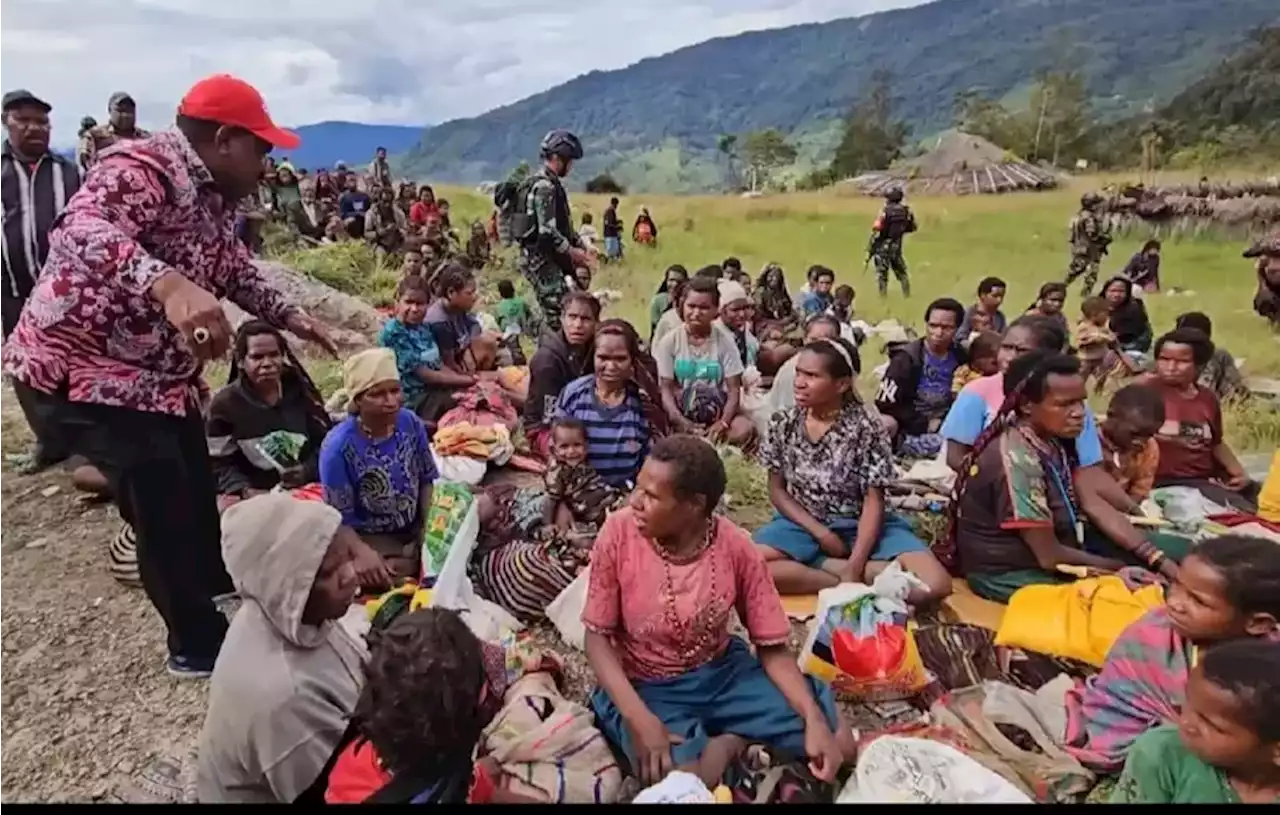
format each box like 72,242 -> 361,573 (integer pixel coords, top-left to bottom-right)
994,575 -> 1164,667
420,481 -> 477,588
838,736 -> 1031,804
632,772 -> 716,804
798,562 -> 930,701
1150,486 -> 1229,524
546,566 -> 589,652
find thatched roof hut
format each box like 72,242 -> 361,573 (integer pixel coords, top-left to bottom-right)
843,131 -> 1059,196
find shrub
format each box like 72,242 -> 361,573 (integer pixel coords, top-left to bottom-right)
585,173 -> 626,194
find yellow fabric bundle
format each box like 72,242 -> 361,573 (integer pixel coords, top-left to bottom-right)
994,576 -> 1165,667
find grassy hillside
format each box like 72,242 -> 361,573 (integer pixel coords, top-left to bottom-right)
398,0 -> 1279,193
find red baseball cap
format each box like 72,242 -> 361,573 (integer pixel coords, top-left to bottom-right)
177,74 -> 300,150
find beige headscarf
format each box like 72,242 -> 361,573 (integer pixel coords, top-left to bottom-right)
717,279 -> 749,307
343,347 -> 399,412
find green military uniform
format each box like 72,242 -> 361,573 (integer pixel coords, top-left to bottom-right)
76,122 -> 151,172
1066,193 -> 1112,296
869,193 -> 916,297
516,166 -> 578,332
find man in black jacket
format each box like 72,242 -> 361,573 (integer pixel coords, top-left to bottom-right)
2,89 -> 81,471
875,297 -> 967,457
602,196 -> 622,261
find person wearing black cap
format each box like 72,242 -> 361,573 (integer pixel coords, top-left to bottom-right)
4,74 -> 337,679
76,91 -> 150,171
2,88 -> 81,473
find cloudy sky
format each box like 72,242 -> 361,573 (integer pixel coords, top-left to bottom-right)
3,0 -> 922,144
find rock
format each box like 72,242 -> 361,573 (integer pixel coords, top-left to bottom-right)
25,536 -> 48,549
40,485 -> 60,497
221,260 -> 389,356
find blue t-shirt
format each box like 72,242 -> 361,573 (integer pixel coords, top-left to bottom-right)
940,379 -> 1103,467
554,375 -> 651,487
379,318 -> 443,403
319,409 -> 439,534
797,290 -> 832,318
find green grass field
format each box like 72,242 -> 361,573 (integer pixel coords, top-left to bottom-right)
270,173 -> 1279,454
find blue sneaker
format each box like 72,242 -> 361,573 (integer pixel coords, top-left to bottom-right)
165,655 -> 215,679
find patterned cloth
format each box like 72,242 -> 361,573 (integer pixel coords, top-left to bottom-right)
758,401 -> 896,524
3,129 -> 296,416
378,318 -> 444,405
1061,607 -> 1193,773
318,409 -> 438,535
582,509 -> 790,681
544,459 -> 626,529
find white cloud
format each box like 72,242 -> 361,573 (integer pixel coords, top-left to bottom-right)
1,0 -> 922,145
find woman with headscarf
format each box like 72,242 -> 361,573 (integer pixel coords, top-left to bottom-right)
206,321 -> 332,510
1102,276 -> 1153,355
319,348 -> 439,582
631,206 -> 657,246
274,164 -> 303,210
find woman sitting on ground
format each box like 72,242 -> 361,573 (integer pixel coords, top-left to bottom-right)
948,351 -> 1184,603
524,292 -> 600,458
424,262 -> 484,376
654,276 -> 756,450
1145,329 -> 1258,512
320,348 -> 438,583
754,338 -> 952,605
1103,275 -> 1153,356
1063,534 -> 1280,774
207,321 -> 332,510
1122,239 -> 1162,294
584,436 -> 856,789
753,263 -> 797,339
553,320 -> 656,488
717,279 -> 760,369
379,276 -> 477,430
1173,312 -> 1249,403
651,279 -> 689,347
1024,282 -> 1070,341
649,264 -> 688,341
632,207 -> 658,246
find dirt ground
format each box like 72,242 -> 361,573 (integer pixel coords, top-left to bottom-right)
0,390 -> 210,802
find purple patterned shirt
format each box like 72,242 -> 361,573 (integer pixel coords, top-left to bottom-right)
2,129 -> 296,416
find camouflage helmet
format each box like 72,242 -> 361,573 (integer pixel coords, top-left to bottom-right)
1081,191 -> 1103,208
885,187 -> 904,203
539,130 -> 584,161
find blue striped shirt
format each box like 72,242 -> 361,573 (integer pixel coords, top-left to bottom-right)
553,375 -> 650,488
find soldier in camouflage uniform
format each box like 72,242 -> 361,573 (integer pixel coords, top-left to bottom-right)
1066,192 -> 1112,296
868,188 -> 916,297
1245,229 -> 1280,327
76,92 -> 150,171
514,130 -> 592,333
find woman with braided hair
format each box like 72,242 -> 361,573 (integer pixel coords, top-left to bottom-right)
945,351 -> 1180,603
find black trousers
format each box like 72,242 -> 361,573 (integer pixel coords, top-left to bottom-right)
4,292 -> 70,464
38,389 -> 233,661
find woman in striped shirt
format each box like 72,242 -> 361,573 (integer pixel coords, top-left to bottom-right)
554,320 -> 654,489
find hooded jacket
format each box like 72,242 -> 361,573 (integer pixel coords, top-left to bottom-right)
197,495 -> 367,803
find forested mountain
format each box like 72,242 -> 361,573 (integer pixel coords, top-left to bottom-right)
289,122 -> 425,172
1089,26 -> 1280,166
398,0 -> 1278,193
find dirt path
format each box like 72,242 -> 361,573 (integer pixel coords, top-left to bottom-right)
0,391 -> 211,803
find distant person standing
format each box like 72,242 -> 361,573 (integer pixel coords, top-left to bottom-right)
602,196 -> 623,261
3,74 -> 337,678
368,146 -> 392,190
77,91 -> 150,170
1066,192 -> 1112,296
513,130 -> 593,333
868,187 -> 916,298
2,89 -> 81,473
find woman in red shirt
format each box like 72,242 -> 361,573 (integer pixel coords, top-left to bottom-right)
408,184 -> 440,228
1147,329 -> 1257,512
